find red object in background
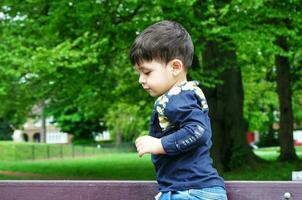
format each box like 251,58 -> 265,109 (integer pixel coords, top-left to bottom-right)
294,140 -> 302,146
294,130 -> 302,146
246,132 -> 255,144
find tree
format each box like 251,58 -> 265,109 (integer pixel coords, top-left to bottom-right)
211,0 -> 301,162
105,102 -> 149,145
261,0 -> 301,161
275,36 -> 298,160
1,0 -> 301,167
0,0 -> 163,140
191,0 -> 260,171
0,119 -> 13,140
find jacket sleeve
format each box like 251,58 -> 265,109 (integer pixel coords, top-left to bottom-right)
160,91 -> 211,156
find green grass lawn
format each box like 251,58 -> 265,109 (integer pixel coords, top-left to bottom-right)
0,141 -> 113,161
0,153 -> 155,180
253,146 -> 302,160
0,147 -> 301,181
223,160 -> 302,180
223,146 -> 302,180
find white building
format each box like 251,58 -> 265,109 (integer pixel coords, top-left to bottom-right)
12,118 -> 72,144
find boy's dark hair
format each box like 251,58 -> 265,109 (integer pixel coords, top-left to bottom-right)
129,20 -> 194,68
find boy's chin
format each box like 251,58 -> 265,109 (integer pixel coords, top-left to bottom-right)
149,93 -> 158,97
147,91 -> 160,97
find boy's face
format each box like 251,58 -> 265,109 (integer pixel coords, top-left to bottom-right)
135,60 -> 176,97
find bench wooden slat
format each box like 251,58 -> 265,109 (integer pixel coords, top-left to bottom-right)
226,181 -> 302,200
0,180 -> 301,200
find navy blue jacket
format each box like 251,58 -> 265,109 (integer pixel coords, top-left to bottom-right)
150,81 -> 225,192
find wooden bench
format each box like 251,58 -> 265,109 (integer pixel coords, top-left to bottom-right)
0,180 -> 301,200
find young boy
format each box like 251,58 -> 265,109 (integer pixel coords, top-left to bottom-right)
130,20 -> 227,200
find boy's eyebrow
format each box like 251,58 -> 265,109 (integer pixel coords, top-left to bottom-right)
133,65 -> 146,74
134,64 -> 150,71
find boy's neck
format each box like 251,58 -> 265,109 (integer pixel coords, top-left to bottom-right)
172,73 -> 187,87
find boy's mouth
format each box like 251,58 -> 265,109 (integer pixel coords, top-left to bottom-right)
144,88 -> 154,95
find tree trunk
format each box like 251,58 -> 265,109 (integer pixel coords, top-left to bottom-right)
41,112 -> 46,143
115,130 -> 122,147
275,36 -> 298,161
0,119 -> 13,140
202,40 -> 258,172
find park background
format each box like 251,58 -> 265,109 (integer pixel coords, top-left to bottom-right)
0,0 -> 301,180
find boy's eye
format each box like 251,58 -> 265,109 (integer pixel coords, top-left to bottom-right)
142,70 -> 151,75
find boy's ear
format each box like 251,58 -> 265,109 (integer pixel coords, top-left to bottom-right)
169,59 -> 183,76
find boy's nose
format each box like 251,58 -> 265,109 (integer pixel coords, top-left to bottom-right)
139,75 -> 146,84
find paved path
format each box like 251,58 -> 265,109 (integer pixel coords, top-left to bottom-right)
0,170 -> 48,178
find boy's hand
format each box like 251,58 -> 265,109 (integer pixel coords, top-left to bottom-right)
135,135 -> 166,157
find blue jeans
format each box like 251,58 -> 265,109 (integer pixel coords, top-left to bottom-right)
157,186 -> 227,200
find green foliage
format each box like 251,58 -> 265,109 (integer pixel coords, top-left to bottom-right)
229,144 -> 250,169
105,102 -> 150,142
242,65 -> 279,132
46,104 -> 104,140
